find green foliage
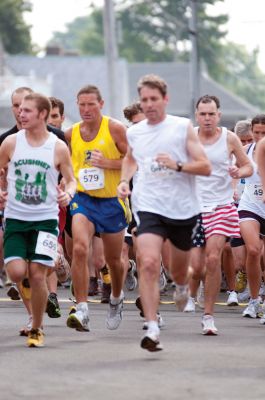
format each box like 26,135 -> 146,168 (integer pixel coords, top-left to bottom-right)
0,0 -> 32,54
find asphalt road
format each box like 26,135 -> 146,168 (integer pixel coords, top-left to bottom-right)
0,286 -> 264,400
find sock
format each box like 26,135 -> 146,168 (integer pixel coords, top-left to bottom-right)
175,283 -> 188,292
147,320 -> 159,335
110,290 -> 124,304
77,302 -> 88,313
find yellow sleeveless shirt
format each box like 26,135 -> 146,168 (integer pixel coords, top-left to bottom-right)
71,116 -> 122,198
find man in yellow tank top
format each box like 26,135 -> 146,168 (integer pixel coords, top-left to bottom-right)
65,85 -> 128,332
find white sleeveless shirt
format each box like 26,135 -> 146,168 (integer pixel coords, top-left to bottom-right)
5,130 -> 59,221
127,115 -> 201,219
238,143 -> 265,217
196,127 -> 233,209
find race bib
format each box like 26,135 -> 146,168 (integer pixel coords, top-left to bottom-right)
143,158 -> 175,179
79,167 -> 105,190
248,183 -> 263,201
35,231 -> 58,261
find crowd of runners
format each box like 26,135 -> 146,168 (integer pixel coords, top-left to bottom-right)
1,74 -> 265,352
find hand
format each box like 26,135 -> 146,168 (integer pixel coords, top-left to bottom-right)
0,188 -> 7,210
91,149 -> 105,168
156,153 -> 176,170
228,166 -> 240,179
117,181 -> 130,200
57,186 -> 71,207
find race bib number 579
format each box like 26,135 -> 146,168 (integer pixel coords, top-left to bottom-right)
79,167 -> 105,190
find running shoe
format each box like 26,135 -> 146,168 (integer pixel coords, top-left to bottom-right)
21,278 -> 31,300
88,277 -> 98,296
101,283 -> 111,304
125,260 -> 137,291
226,291 -> 239,307
27,328 -> 44,348
46,293 -> 61,318
173,284 -> 189,311
242,299 -> 262,318
106,294 -> 124,330
235,270 -> 247,293
7,284 -> 20,300
19,315 -> 33,337
197,281 -> 205,309
184,296 -> 196,312
159,264 -> 167,292
69,305 -> 77,315
0,276 -> 4,288
238,286 -> 250,302
141,331 -> 163,352
201,314 -> 218,335
67,304 -> 90,332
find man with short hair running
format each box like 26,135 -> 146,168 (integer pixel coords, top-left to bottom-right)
118,74 -> 211,351
0,93 -> 76,347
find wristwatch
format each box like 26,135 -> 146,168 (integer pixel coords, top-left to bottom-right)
176,162 -> 183,172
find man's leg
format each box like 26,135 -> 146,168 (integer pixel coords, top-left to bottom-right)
170,244 -> 192,311
136,233 -> 163,323
101,230 -> 126,330
28,262 -> 49,330
204,234 -> 227,315
67,213 -> 94,331
101,230 -> 125,298
71,213 -> 95,303
136,233 -> 164,351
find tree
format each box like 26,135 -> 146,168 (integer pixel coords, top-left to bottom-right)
0,0 -> 32,54
48,0 -> 265,109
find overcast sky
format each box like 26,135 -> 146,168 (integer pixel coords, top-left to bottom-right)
24,0 -> 265,72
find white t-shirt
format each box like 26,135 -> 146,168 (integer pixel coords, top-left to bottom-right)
127,115 -> 201,220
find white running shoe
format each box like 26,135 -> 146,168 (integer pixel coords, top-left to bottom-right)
125,260 -> 137,291
184,296 -> 196,312
226,291 -> 239,306
106,294 -> 124,330
201,314 -> 218,335
141,330 -> 163,352
197,281 -> 205,309
242,299 -> 262,318
238,286 -> 250,302
0,277 -> 4,288
67,304 -> 90,331
173,284 -> 189,311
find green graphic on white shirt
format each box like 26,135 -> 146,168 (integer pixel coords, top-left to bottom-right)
15,169 -> 48,205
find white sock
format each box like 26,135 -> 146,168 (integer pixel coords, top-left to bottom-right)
175,283 -> 188,292
77,302 -> 88,313
147,320 -> 159,335
110,290 -> 124,305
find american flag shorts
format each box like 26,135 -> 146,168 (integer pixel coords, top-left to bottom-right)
202,203 -> 240,240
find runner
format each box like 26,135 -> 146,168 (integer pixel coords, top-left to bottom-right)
118,74 -> 211,351
0,93 -> 76,347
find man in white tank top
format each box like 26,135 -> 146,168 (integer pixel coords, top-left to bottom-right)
0,93 -> 76,348
118,74 -> 211,352
191,95 -> 253,335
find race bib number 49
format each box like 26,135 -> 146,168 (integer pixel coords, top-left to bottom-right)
35,231 -> 58,261
79,167 -> 105,190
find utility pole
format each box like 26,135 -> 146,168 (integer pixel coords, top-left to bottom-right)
103,0 -> 119,118
189,0 -> 199,121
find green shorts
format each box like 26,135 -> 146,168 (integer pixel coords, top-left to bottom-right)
4,218 -> 58,267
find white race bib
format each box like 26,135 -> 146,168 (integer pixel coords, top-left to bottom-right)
79,167 -> 105,190
35,231 -> 58,261
248,183 -> 263,201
